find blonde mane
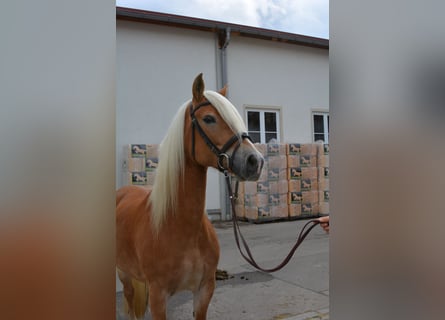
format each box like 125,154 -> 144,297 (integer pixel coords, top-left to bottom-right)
149,90 -> 246,231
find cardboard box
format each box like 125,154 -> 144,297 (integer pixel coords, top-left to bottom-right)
318,154 -> 330,167
258,162 -> 269,182
289,204 -> 302,217
319,178 -> 330,191
270,204 -> 288,218
256,194 -> 269,207
267,155 -> 287,169
319,202 -> 330,214
288,180 -> 301,192
269,180 -> 288,194
301,143 -> 317,155
244,194 -> 256,207
302,191 -> 319,204
245,207 -> 258,220
235,204 -> 245,218
128,158 -> 145,172
146,171 -> 157,185
287,155 -> 300,167
146,144 -> 159,158
254,143 -> 267,156
244,181 -> 257,195
302,167 -> 319,180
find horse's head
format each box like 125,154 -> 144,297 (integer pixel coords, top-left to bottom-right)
185,73 -> 264,181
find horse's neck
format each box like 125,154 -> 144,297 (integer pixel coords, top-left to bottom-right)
173,161 -> 208,226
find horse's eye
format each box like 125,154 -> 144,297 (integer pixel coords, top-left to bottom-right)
203,115 -> 216,124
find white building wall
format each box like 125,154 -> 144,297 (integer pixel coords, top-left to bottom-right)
227,37 -> 329,143
116,20 -> 221,210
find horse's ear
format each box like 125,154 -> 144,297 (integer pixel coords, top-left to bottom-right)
219,84 -> 228,97
192,73 -> 205,103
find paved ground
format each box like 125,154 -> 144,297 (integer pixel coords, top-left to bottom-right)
116,218 -> 329,319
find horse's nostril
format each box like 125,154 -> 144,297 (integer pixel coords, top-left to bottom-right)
247,154 -> 258,168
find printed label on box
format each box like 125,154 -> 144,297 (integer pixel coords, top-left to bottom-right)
289,192 -> 302,204
258,206 -> 270,217
131,171 -> 147,185
268,168 -> 280,181
287,143 -> 301,155
289,167 -> 302,180
257,181 -> 269,193
301,179 -> 312,191
145,157 -> 158,171
131,144 -> 146,157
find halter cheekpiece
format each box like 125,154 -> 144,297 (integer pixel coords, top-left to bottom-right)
189,101 -> 251,172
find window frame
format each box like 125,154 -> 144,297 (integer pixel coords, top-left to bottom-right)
312,111 -> 330,143
244,106 -> 282,144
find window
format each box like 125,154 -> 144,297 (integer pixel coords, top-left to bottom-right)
246,108 -> 280,143
313,112 -> 329,143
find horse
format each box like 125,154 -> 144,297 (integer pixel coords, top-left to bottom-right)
116,73 -> 264,320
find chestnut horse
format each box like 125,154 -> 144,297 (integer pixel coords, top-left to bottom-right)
116,74 -> 264,320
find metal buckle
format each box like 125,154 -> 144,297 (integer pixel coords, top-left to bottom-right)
217,153 -> 230,171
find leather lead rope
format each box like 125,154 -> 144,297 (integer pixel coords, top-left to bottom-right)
223,170 -> 320,273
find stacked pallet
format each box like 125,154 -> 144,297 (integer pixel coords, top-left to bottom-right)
234,143 -> 290,222
125,144 -> 159,186
318,144 -> 330,215
235,142 -> 330,222
287,143 -> 321,218
124,142 -> 330,222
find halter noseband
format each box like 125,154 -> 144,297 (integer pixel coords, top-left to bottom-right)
189,101 -> 252,172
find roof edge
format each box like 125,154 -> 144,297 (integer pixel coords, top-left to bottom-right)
116,6 -> 329,50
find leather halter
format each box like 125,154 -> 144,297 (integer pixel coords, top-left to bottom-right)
189,101 -> 252,172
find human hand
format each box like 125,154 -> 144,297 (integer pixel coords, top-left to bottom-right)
316,216 -> 329,234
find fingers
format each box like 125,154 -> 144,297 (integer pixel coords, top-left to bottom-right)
320,222 -> 329,234
316,216 -> 329,234
316,216 -> 329,223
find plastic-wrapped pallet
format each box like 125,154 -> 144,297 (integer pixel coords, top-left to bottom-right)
287,143 -> 321,218
265,143 -> 289,220
126,144 -> 147,185
230,175 -> 245,219
125,144 -> 159,186
318,143 -> 330,215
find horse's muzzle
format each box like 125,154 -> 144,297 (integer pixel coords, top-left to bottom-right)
233,151 -> 264,181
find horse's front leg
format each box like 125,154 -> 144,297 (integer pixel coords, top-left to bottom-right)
148,283 -> 167,320
193,277 -> 216,320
